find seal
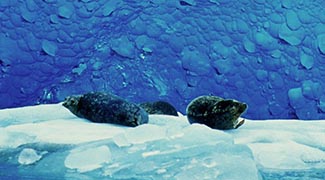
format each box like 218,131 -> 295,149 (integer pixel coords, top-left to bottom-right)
186,95 -> 247,130
62,92 -> 148,127
139,101 -> 178,116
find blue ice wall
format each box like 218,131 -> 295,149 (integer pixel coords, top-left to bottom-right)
0,0 -> 325,119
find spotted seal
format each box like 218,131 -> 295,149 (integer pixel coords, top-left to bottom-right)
186,95 -> 247,130
139,101 -> 178,116
62,92 -> 148,127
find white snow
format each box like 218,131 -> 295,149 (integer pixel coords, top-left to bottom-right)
123,124 -> 167,144
0,104 -> 324,179
5,119 -> 127,144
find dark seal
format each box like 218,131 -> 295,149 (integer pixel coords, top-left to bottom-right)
186,95 -> 247,130
62,92 -> 148,127
139,101 -> 178,116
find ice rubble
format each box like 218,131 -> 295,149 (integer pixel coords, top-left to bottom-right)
0,104 -> 324,179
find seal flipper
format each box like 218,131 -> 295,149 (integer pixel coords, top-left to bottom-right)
235,119 -> 245,129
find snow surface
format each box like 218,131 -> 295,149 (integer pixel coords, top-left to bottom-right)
0,104 -> 324,179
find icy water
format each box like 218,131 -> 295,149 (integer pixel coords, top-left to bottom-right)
260,169 -> 325,180
0,164 -> 20,180
1,164 -> 325,180
0,164 -> 62,180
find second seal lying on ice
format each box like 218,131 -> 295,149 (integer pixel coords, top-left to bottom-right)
139,101 -> 178,116
63,92 -> 148,127
186,95 -> 247,130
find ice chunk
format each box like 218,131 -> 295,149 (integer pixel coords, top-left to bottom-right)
211,59 -> 233,75
10,13 -> 22,27
269,72 -> 284,89
300,53 -> 314,69
18,148 -> 43,165
72,63 -> 87,75
20,8 -> 37,23
236,19 -> 249,33
270,13 -> 283,23
278,24 -> 305,45
256,70 -> 268,81
288,88 -> 305,109
297,10 -> 314,24
255,30 -> 277,50
135,35 -> 155,52
41,40 -> 57,56
110,36 -> 135,58
243,38 -> 256,53
281,0 -> 297,8
286,10 -> 301,30
268,103 -> 284,116
302,80 -> 321,100
181,47 -> 211,75
210,41 -> 231,58
80,38 -> 95,50
50,15 -> 59,24
58,30 -> 73,43
58,4 -> 74,19
65,145 -> 111,172
26,0 -> 38,11
102,0 -> 122,16
317,34 -> 325,54
271,49 -> 282,58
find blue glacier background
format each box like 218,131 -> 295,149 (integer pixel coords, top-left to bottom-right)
0,0 -> 325,120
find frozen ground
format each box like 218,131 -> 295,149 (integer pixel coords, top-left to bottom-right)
0,104 -> 324,180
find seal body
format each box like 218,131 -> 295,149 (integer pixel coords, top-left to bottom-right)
186,95 -> 247,130
63,92 -> 148,127
139,101 -> 178,116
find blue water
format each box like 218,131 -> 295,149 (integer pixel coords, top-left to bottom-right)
260,169 -> 325,180
0,165 -> 64,180
1,0 -> 325,119
1,163 -> 325,180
